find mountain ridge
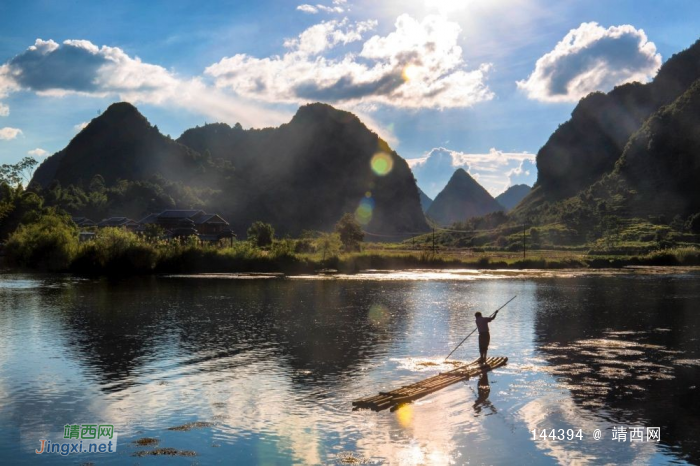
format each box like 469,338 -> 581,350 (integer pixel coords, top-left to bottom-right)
426,169 -> 503,226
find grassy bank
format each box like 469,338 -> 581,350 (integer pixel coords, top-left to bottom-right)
4,222 -> 700,276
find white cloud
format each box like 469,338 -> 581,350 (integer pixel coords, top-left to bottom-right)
0,38 -> 290,129
206,14 -> 493,109
282,18 -> 374,55
296,1 -> 345,14
0,127 -> 22,140
316,4 -> 344,13
0,63 -> 18,117
507,158 -> 537,187
27,148 -> 49,157
74,121 -> 89,132
297,4 -> 319,14
518,22 -> 661,103
408,147 -> 536,197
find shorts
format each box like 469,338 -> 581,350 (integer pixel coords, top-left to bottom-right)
479,332 -> 490,355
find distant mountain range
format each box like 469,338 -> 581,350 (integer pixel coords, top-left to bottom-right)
417,188 -> 432,212
32,102 -> 429,236
426,169 -> 503,226
495,184 -> 531,211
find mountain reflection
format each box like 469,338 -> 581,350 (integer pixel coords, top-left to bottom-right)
532,275 -> 700,463
50,277 -> 411,392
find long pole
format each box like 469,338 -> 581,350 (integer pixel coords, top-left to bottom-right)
444,295 -> 517,361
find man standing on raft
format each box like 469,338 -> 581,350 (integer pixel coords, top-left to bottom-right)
475,310 -> 498,363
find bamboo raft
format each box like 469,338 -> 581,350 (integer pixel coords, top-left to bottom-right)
352,356 -> 508,411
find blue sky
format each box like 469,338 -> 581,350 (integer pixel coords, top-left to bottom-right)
1,0 -> 699,197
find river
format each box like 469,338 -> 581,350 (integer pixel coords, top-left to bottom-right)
1,269 -> 699,464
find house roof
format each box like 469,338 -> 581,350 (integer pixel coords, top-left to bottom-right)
157,210 -> 205,219
137,213 -> 160,224
192,213 -> 229,225
98,217 -> 137,227
72,217 -> 97,226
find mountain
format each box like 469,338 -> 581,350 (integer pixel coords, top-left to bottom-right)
32,102 -> 211,188
32,101 -> 428,235
495,184 -> 531,211
178,103 -> 429,235
607,79 -> 700,217
426,169 -> 503,226
517,39 -> 700,213
418,188 -> 432,212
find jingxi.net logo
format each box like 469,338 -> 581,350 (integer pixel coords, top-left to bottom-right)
35,424 -> 118,456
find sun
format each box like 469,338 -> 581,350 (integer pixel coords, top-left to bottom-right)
402,64 -> 419,82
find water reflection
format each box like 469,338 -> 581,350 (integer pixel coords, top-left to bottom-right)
532,275 -> 700,464
473,372 -> 496,416
1,271 -> 699,464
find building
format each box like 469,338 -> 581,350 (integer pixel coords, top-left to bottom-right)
137,210 -> 234,241
97,217 -> 139,230
71,217 -> 97,228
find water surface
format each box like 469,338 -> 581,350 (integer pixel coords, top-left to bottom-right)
1,270 -> 699,464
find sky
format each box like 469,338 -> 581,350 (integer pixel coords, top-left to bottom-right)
0,0 -> 698,197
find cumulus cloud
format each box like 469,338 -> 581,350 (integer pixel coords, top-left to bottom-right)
507,158 -> 537,187
0,38 -> 290,128
74,121 -> 89,132
206,14 -> 494,109
408,147 -> 536,197
0,63 -> 18,116
27,147 -> 49,156
518,22 -> 661,103
0,127 -> 22,140
296,1 -> 345,14
297,4 -> 319,13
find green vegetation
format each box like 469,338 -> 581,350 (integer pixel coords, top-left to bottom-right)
247,221 -> 275,248
334,213 -> 364,251
4,209 -> 78,271
3,206 -> 698,275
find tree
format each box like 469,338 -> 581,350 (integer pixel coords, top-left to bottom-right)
335,213 -> 364,251
4,209 -> 79,271
247,221 -> 274,247
0,157 -> 38,187
687,213 -> 700,234
315,232 -> 342,261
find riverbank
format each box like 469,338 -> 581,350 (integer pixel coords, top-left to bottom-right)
4,242 -> 700,276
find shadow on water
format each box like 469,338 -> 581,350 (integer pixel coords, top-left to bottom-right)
532,274 -> 700,463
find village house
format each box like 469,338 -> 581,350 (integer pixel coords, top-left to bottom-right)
71,217 -> 97,228
137,210 -> 234,241
97,217 -> 139,230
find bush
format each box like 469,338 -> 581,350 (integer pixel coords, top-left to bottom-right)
247,221 -> 274,248
335,213 -> 364,251
315,232 -> 342,261
5,212 -> 78,271
72,228 -> 157,274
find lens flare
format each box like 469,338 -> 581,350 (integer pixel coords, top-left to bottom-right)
355,197 -> 374,225
368,303 -> 389,326
396,403 -> 414,428
371,152 -> 393,176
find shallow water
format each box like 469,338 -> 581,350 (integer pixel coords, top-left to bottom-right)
1,270 -> 699,464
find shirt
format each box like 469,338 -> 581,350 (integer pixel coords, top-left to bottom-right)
475,315 -> 494,334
